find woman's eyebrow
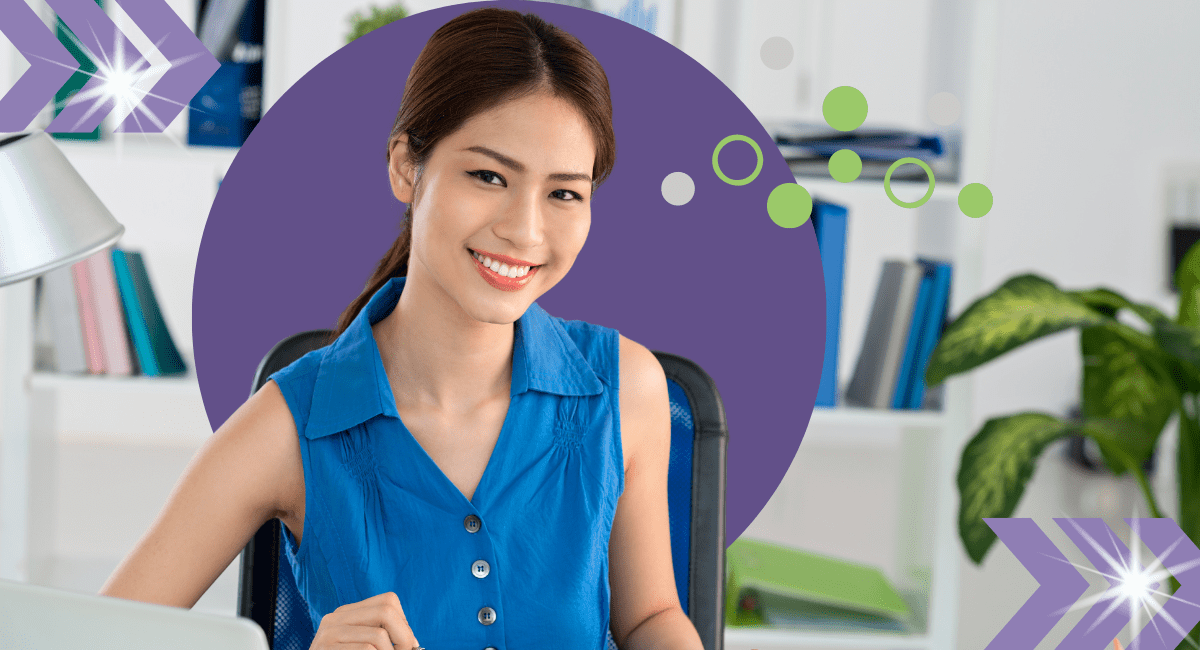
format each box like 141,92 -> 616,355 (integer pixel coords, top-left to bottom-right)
463,145 -> 592,183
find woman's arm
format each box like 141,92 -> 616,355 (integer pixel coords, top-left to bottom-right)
99,380 -> 304,608
608,336 -> 704,650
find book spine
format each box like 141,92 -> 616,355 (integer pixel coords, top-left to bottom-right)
42,265 -> 88,373
126,251 -> 187,375
813,200 -> 847,407
85,250 -> 133,375
908,262 -> 954,409
71,261 -> 106,373
873,262 -> 923,409
112,249 -> 159,376
893,269 -> 934,409
845,261 -> 905,408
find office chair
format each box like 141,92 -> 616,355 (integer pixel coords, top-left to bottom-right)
238,329 -> 729,650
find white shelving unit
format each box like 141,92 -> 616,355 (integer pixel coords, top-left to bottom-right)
722,0 -> 998,647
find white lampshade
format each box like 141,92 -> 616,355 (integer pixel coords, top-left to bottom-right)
0,131 -> 125,286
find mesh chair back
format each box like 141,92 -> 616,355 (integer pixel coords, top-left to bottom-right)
240,332 -> 728,650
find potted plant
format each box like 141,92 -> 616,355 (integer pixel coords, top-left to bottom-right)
347,3 -> 409,44
926,242 -> 1200,647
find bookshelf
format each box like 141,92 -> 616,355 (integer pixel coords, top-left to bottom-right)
723,0 -> 997,648
0,0 -> 999,638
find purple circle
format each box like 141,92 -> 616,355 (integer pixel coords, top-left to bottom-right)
193,0 -> 824,546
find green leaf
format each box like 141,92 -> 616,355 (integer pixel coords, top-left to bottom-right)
1071,287 -> 1168,326
1080,324 -> 1178,472
1177,240 -> 1200,327
1179,396 -> 1200,564
1077,417 -> 1159,476
958,413 -> 1075,564
927,275 -> 1109,387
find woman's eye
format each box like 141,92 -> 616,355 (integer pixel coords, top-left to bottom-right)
551,189 -> 584,202
469,170 -> 505,186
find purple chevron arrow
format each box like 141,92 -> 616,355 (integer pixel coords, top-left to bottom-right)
985,518 -> 1090,649
44,0 -> 149,133
1127,518 -> 1200,650
0,0 -> 78,131
1056,518 -> 1158,650
111,0 -> 218,132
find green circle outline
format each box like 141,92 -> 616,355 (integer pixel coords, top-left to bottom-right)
712,135 -> 763,186
884,157 -> 936,208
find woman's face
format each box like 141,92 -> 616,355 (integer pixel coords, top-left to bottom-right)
389,91 -> 597,325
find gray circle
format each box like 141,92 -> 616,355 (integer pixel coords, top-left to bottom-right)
760,37 -> 794,70
661,171 -> 695,206
927,91 -> 961,126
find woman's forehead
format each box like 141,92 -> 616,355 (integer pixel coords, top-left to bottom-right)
442,94 -> 596,168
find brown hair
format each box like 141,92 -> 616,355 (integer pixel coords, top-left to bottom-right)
329,7 -> 616,341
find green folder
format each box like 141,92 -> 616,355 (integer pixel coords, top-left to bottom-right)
726,538 -> 912,632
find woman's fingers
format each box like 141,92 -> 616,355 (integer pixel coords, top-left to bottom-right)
313,592 -> 417,650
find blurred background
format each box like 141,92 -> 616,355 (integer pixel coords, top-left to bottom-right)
0,0 -> 1197,648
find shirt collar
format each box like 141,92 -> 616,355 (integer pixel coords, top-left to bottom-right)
304,276 -> 604,439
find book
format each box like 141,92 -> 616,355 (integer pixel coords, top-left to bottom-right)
905,260 -> 953,409
892,271 -> 934,408
71,261 -> 105,373
112,249 -> 158,376
811,199 -> 848,407
845,260 -> 923,408
40,265 -> 88,373
124,251 -> 187,375
726,537 -> 911,632
84,249 -> 134,376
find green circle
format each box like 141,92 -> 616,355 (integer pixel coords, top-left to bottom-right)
822,86 -> 868,131
958,182 -> 993,218
884,158 -> 936,208
767,183 -> 813,228
712,135 -> 764,186
828,149 -> 862,183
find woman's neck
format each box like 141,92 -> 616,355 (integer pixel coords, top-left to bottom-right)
371,270 -> 514,416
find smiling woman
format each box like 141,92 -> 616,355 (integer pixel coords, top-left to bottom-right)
98,6 -> 701,650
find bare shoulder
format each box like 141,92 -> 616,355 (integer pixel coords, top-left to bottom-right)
232,379 -> 305,523
617,335 -> 671,473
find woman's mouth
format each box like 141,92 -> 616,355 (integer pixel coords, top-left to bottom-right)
470,249 -> 541,291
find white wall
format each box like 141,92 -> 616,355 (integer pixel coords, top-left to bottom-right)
957,1 -> 1200,647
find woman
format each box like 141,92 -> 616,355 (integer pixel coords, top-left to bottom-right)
101,7 -> 703,650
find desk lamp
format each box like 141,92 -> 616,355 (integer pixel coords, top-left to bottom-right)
0,131 -> 125,285
0,130 -> 124,581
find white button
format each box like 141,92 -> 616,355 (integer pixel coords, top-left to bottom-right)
477,606 -> 497,625
484,647 -> 498,650
472,560 -> 490,578
464,514 -> 481,533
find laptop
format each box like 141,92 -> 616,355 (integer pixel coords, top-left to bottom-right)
0,578 -> 268,650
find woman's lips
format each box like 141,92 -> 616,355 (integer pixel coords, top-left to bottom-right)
470,249 -> 540,292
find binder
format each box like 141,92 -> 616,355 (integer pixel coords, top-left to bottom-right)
112,249 -> 159,376
906,260 -> 953,409
811,199 -> 847,407
892,272 -> 933,408
125,251 -> 187,376
71,261 -> 105,373
41,265 -> 88,373
84,249 -> 134,376
726,538 -> 911,631
845,261 -> 923,408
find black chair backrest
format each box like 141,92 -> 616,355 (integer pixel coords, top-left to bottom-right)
240,330 -> 728,650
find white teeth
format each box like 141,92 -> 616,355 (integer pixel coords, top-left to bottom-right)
472,250 -> 533,279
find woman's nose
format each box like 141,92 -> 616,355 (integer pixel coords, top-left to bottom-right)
494,191 -> 545,250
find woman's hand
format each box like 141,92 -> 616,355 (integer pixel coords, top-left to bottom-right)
310,591 -> 419,650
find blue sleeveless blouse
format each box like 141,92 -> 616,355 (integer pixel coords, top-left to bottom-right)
268,276 -> 624,650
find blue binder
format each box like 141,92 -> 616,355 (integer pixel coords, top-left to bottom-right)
811,200 -> 848,407
892,271 -> 933,409
905,260 -> 953,409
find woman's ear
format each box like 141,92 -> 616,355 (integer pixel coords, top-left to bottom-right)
388,134 -> 416,204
